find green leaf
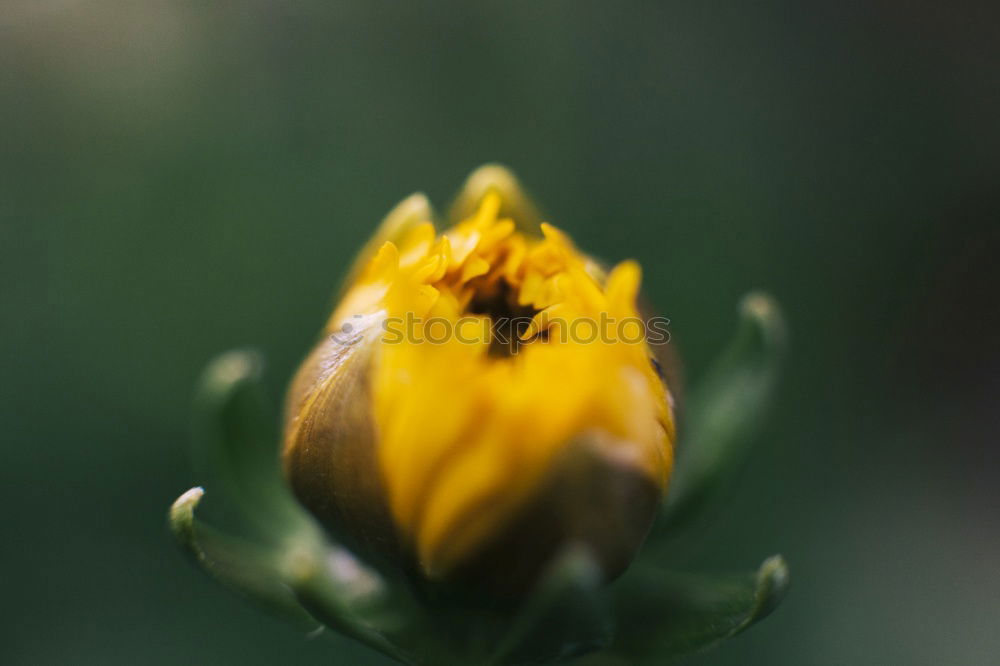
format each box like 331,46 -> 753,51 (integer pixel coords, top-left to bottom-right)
660,292 -> 786,529
169,486 -> 319,629
286,544 -> 416,664
193,349 -> 318,543
170,485 -> 413,659
487,545 -> 613,666
181,351 -> 417,661
608,555 -> 790,662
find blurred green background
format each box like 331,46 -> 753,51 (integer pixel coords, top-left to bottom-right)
3,2 -> 998,664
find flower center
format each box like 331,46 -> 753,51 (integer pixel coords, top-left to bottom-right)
465,279 -> 540,357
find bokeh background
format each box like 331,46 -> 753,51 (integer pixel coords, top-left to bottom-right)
3,2 -> 998,664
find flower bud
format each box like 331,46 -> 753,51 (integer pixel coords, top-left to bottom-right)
282,167 -> 675,592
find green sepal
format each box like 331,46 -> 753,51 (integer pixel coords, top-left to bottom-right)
286,544 -> 416,664
193,350 -> 319,543
487,545 -> 613,665
175,335 -> 790,666
606,555 -> 789,661
660,292 -> 786,529
169,486 -> 320,630
176,351 -> 415,660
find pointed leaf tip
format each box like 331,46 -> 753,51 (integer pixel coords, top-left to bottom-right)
200,350 -> 262,398
608,554 -> 790,660
169,486 -> 205,547
742,554 -> 789,631
739,291 -> 787,354
166,487 -> 323,629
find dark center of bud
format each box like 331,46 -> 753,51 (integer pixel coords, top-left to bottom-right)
466,278 -> 541,358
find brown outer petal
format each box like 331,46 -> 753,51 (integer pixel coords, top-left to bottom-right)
282,329 -> 400,565
443,430 -> 663,596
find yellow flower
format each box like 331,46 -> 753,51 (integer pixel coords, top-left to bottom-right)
283,167 -> 675,589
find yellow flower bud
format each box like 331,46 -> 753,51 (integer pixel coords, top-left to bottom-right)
283,168 -> 675,591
